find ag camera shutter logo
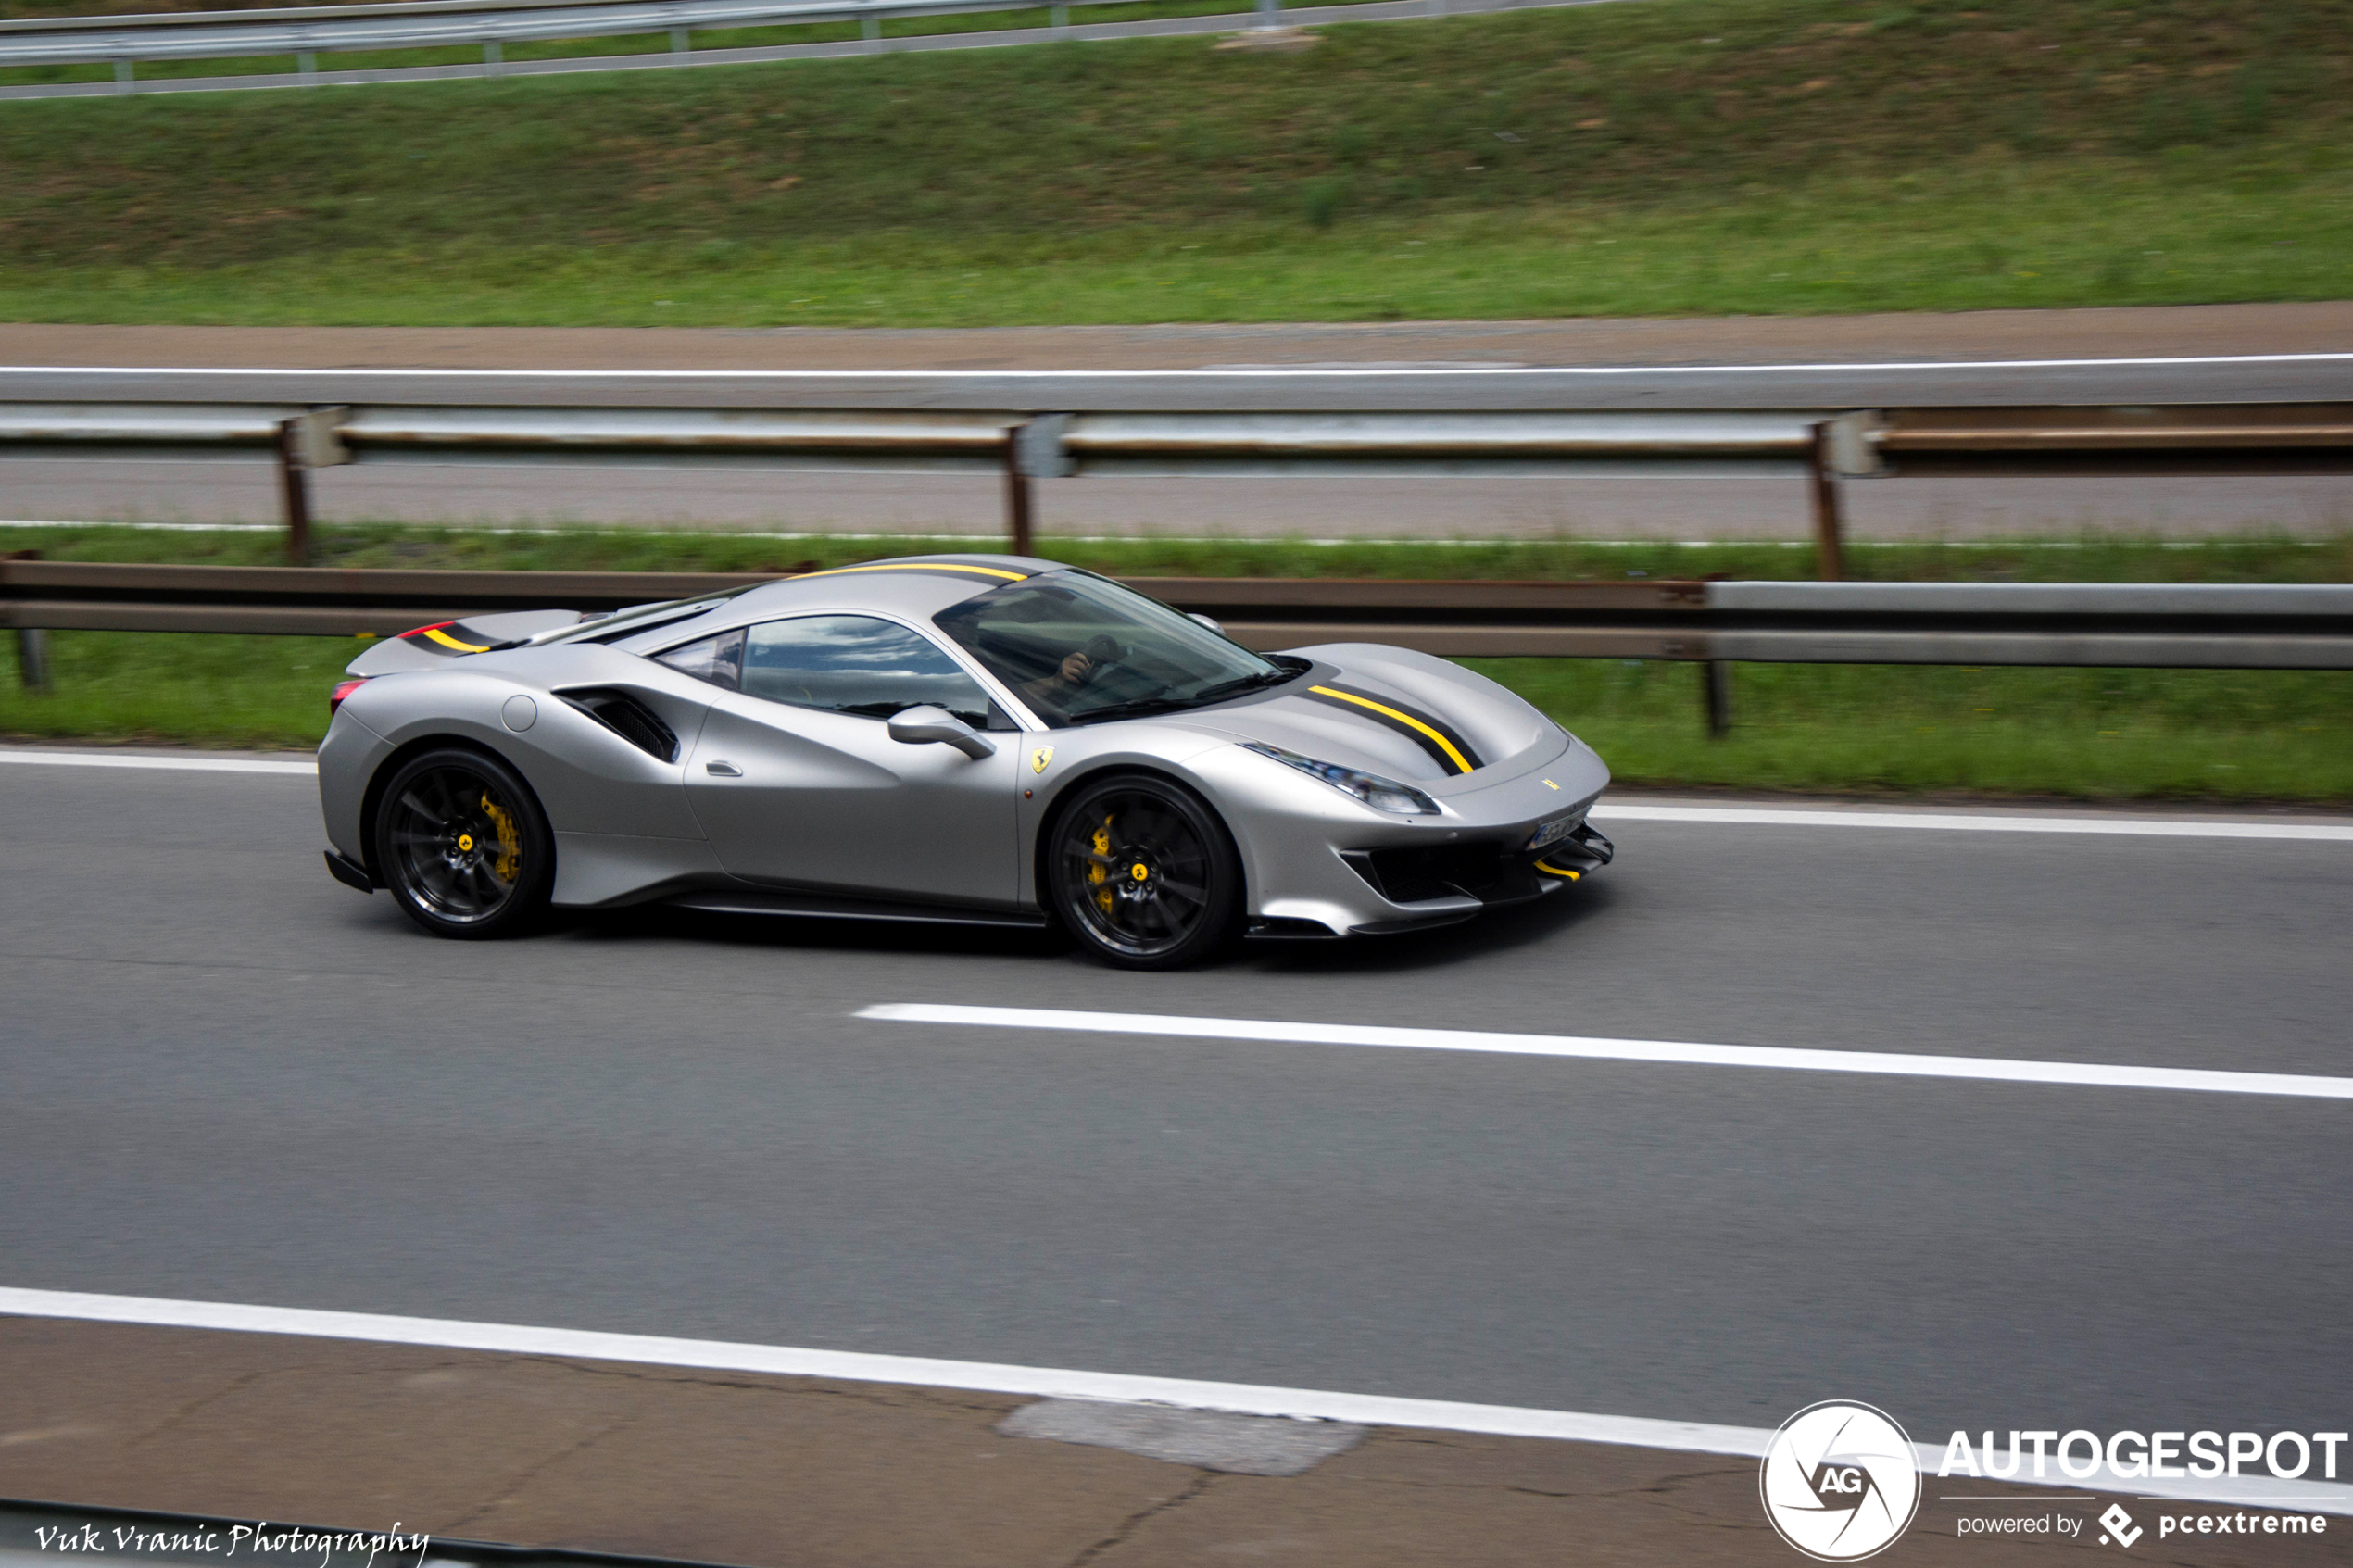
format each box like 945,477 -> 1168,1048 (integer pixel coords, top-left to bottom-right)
1760,1400 -> 1922,1561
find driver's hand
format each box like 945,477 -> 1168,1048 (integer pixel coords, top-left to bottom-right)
1059,651 -> 1095,685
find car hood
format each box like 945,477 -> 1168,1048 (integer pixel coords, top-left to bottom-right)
1172,643 -> 1565,790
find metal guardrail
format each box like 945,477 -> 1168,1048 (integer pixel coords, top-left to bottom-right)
0,0 -> 1323,78
6,560 -> 2349,669
16,403 -> 2353,469
5,397 -> 2351,578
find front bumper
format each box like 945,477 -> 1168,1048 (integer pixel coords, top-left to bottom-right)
1334,822 -> 1613,934
1200,733 -> 1615,938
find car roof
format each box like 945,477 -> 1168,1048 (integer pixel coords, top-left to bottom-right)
611,553 -> 1069,649
729,553 -> 1066,618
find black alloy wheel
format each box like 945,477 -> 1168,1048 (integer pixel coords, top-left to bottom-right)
374,746 -> 554,939
1048,773 -> 1242,970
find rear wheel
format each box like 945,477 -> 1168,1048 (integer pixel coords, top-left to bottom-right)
374,746 -> 553,939
1048,773 -> 1242,970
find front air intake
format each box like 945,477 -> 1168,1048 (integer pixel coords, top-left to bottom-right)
1340,843 -> 1540,906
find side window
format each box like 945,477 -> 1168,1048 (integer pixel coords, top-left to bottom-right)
654,628 -> 744,690
738,615 -> 992,727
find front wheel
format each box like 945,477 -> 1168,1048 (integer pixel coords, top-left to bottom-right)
373,746 -> 554,939
1047,773 -> 1242,970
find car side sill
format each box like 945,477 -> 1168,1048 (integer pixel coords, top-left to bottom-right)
667,889 -> 1051,930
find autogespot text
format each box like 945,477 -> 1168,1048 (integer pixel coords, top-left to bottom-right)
1939,1428 -> 2348,1482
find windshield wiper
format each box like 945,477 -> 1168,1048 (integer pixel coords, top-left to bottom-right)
1189,666 -> 1301,703
1066,666 -> 1301,726
1066,695 -> 1202,726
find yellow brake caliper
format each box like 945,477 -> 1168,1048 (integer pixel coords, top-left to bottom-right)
481,794 -> 522,883
1090,814 -> 1114,914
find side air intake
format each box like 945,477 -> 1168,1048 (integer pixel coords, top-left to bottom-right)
558,688 -> 680,763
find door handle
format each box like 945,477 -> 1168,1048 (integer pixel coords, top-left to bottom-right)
705,760 -> 743,777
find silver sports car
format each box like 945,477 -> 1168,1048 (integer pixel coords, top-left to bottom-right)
318,555 -> 1613,968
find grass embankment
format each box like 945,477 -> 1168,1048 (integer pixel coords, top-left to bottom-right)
0,0 -> 2347,324
6,526 -> 2349,804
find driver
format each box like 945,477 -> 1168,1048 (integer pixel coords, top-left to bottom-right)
1021,633 -> 1121,715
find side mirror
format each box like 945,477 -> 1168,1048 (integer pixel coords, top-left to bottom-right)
887,705 -> 997,760
1187,611 -> 1225,635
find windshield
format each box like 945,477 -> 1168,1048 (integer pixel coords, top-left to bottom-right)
934,571 -> 1291,727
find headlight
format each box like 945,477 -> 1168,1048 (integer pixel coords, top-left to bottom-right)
1243,741 -> 1440,816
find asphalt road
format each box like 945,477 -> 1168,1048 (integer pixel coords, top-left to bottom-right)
2,758 -> 2348,1449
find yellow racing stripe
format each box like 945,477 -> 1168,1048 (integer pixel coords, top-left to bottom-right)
422,626 -> 492,652
1533,859 -> 1584,881
794,562 -> 1030,582
1308,685 -> 1472,774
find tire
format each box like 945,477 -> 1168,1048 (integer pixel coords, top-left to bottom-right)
373,746 -> 555,940
1046,772 -> 1243,970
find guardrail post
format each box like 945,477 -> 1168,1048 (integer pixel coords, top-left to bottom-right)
1254,0 -> 1281,27
483,38 -> 502,72
276,421 -> 315,567
1050,3 -> 1067,30
860,5 -> 878,44
113,58 -> 132,90
1702,660 -> 1731,738
6,549 -> 49,693
669,27 -> 689,52
298,50 -> 317,80
15,627 -> 50,693
1004,415 -> 1072,557
1004,429 -> 1036,558
1807,422 -> 1845,582
275,408 -> 350,567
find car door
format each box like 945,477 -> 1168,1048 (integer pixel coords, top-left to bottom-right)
674,613 -> 1022,909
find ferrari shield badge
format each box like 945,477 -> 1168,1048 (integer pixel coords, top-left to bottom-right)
1030,746 -> 1054,774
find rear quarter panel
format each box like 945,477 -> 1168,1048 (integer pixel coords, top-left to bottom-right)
329,651 -> 716,842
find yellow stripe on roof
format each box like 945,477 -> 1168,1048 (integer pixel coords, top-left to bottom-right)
1309,684 -> 1472,774
794,562 -> 1029,582
422,626 -> 492,653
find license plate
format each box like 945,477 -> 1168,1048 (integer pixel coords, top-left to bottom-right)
1526,815 -> 1575,851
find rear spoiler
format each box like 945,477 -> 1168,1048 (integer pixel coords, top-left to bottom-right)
344,609 -> 585,676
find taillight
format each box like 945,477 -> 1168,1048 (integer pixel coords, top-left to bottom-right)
330,677 -> 369,716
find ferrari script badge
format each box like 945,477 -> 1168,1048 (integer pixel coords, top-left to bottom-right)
1030,746 -> 1054,774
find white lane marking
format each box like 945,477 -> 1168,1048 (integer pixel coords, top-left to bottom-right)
1592,803 -> 2353,842
0,1287 -> 2344,1516
0,748 -> 315,776
3,353 -> 2348,379
856,1004 -> 2353,1101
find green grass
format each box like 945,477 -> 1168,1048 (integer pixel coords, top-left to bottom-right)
2,631 -> 355,748
6,526 -> 2350,801
1484,659 -> 2353,802
10,522 -> 2353,583
0,0 -> 2346,325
